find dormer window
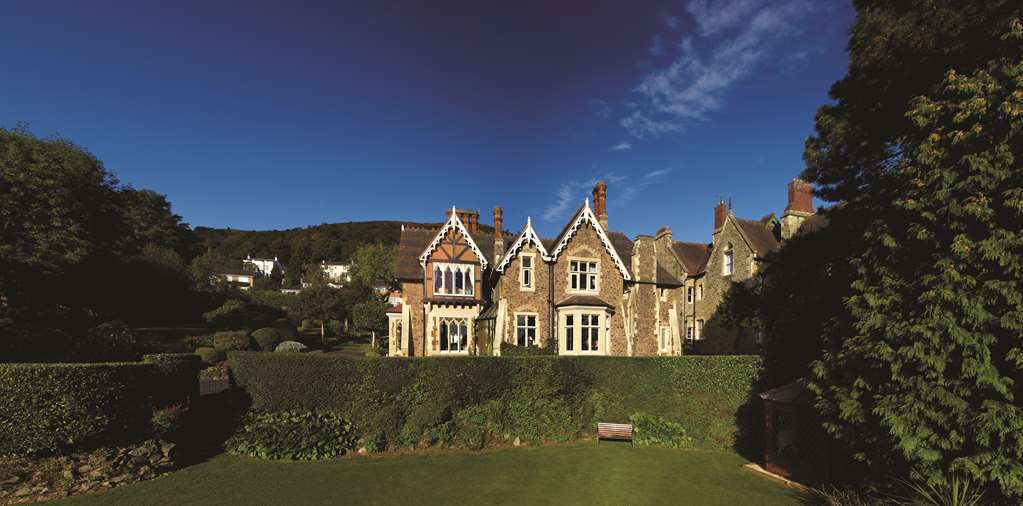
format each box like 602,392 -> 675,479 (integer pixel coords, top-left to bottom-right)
569,259 -> 598,293
723,244 -> 734,276
433,262 -> 474,296
520,254 -> 534,290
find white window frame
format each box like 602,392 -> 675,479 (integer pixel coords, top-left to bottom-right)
519,253 -> 535,292
723,244 -> 734,276
698,284 -> 704,301
436,316 -> 470,353
515,312 -> 538,347
686,325 -> 693,341
558,308 -> 608,355
432,262 -> 475,297
568,258 -> 599,294
686,286 -> 694,304
659,325 -> 670,353
696,319 -> 705,340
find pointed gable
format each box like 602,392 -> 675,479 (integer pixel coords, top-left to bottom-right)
496,217 -> 550,272
418,207 -> 489,270
549,200 -> 632,281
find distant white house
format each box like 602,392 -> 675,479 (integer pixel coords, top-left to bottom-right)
216,269 -> 256,290
319,261 -> 351,285
244,255 -> 284,277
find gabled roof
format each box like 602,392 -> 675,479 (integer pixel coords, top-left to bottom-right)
672,241 -> 711,275
655,266 -> 683,287
549,200 -> 632,281
418,207 -> 489,270
732,216 -> 781,257
496,217 -> 550,272
395,222 -> 496,281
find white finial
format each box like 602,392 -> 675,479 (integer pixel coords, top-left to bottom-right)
401,224 -> 405,231
527,216 -> 532,227
585,197 -> 590,209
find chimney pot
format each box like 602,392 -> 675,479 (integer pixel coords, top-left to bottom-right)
785,179 -> 814,214
714,201 -> 728,230
592,181 -> 608,230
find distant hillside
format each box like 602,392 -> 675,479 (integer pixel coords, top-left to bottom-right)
193,220 -> 499,266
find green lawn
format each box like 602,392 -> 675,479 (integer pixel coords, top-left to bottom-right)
61,444 -> 799,505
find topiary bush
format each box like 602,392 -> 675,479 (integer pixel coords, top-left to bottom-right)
629,412 -> 693,448
228,353 -> 764,453
250,327 -> 282,352
271,318 -> 297,340
0,362 -> 155,456
195,346 -> 222,365
213,331 -> 250,354
203,299 -> 285,331
275,341 -> 308,353
225,410 -> 358,460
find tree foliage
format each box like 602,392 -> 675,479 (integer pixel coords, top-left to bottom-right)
802,6 -> 1023,499
289,285 -> 347,341
349,243 -> 397,289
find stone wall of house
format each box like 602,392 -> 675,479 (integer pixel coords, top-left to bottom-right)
499,243 -> 552,347
630,236 -> 659,356
696,216 -> 760,354
654,229 -> 686,355
402,280 -> 424,356
551,222 -> 627,355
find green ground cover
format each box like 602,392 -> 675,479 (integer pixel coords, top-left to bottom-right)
61,445 -> 798,505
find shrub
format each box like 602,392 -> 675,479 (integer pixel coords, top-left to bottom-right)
628,412 -> 693,448
143,353 -> 201,406
275,341 -> 308,353
213,331 -> 250,354
271,318 -> 297,340
203,299 -> 284,331
229,353 -> 763,452
184,334 -> 213,350
77,321 -> 138,362
250,327 -> 282,351
0,362 -> 154,456
225,410 -> 358,460
195,346 -> 222,365
150,403 -> 189,440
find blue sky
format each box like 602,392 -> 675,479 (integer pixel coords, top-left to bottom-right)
1,0 -> 854,241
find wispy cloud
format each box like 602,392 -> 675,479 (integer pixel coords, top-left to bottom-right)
648,34 -> 665,56
665,16 -> 680,31
622,0 -> 818,138
611,142 -> 632,151
543,171 -> 670,221
590,99 -> 611,119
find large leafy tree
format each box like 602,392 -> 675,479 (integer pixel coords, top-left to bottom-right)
349,243 -> 397,289
290,285 -> 346,343
805,5 -> 1023,498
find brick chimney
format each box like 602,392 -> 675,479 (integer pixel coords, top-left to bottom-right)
446,208 -> 480,233
592,180 -> 608,230
714,200 -> 728,231
493,206 -> 505,260
780,179 -> 815,240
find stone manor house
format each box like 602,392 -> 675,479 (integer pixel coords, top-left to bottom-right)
386,180 -> 823,357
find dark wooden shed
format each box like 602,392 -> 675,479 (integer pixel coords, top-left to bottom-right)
760,382 -> 829,484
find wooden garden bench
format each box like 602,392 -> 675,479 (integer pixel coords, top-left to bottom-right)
597,422 -> 634,446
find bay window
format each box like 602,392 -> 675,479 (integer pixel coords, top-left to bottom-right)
560,310 -> 605,355
432,263 -> 475,296
437,317 -> 468,352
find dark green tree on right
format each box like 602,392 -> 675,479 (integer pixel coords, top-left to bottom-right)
803,2 -> 1023,499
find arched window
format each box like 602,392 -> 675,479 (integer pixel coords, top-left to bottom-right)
439,321 -> 448,351
444,267 -> 453,294
434,266 -> 442,293
458,321 -> 468,350
454,268 -> 464,294
465,268 -> 474,295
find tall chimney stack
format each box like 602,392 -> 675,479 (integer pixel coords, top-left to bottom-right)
780,179 -> 815,240
592,180 -> 608,230
714,200 -> 728,231
493,206 -> 505,260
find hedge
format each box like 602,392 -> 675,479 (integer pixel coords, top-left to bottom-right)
0,354 -> 201,456
143,353 -> 202,406
228,353 -> 764,452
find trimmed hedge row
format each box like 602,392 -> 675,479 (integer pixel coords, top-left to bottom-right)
228,353 -> 764,452
0,354 -> 201,456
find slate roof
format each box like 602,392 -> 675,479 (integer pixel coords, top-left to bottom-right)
735,218 -> 782,256
672,241 -> 711,275
554,294 -> 615,308
655,266 -> 683,287
395,224 -> 496,280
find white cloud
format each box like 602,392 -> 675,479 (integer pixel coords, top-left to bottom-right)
543,171 -> 670,220
611,142 -> 632,151
590,99 -> 611,119
622,0 -> 818,138
665,16 -> 680,31
649,34 -> 665,56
